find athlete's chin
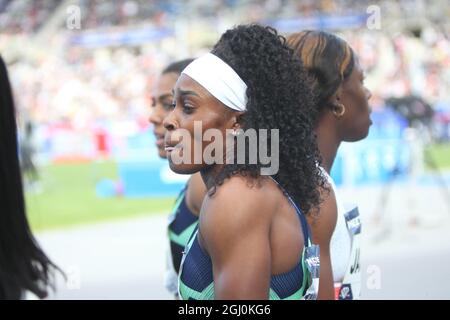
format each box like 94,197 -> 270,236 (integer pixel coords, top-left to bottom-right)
157,147 -> 167,159
360,122 -> 371,140
357,127 -> 370,141
345,123 -> 371,142
168,161 -> 203,175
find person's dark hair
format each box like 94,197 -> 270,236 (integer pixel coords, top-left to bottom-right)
210,24 -> 327,214
0,56 -> 59,299
286,30 -> 355,124
162,58 -> 195,76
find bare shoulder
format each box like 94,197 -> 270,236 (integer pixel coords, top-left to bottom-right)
198,176 -> 278,299
199,175 -> 279,252
307,181 -> 337,245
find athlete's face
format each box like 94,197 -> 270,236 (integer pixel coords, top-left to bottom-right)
163,74 -> 238,174
149,72 -> 180,158
338,59 -> 372,142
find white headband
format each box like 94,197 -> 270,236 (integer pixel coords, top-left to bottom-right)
181,53 -> 248,112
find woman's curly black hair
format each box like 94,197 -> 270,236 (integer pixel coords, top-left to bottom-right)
210,24 -> 327,214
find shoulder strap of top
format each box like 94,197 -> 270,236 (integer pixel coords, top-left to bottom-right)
268,177 -> 311,246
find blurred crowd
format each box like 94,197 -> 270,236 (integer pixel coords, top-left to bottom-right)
2,0 -> 449,34
9,46 -> 154,128
0,0 -> 60,34
0,0 -> 449,160
346,29 -> 450,106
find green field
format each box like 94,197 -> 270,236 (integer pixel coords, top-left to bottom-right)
426,143 -> 450,170
26,161 -> 175,232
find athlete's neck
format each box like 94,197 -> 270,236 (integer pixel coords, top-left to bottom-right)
200,164 -> 225,191
315,122 -> 341,174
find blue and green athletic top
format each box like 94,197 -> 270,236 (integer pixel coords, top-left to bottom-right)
168,185 -> 199,274
178,179 -> 317,300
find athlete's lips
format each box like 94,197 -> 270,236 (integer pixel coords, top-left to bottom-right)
164,138 -> 181,152
153,131 -> 165,148
165,146 -> 176,152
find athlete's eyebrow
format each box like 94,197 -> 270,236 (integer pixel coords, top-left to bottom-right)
156,93 -> 173,101
178,89 -> 200,97
173,87 -> 200,97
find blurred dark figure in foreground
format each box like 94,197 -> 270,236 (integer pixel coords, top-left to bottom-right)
0,55 -> 60,300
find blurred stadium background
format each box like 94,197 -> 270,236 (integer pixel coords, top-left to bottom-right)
1,0 -> 450,299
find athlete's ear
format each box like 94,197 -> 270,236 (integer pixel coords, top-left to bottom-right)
229,112 -> 245,131
329,86 -> 346,118
330,86 -> 343,108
